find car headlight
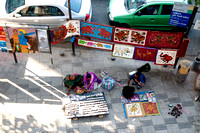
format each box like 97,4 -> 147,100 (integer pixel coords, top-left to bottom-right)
109,13 -> 114,21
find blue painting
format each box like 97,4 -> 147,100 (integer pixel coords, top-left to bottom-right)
80,21 -> 114,41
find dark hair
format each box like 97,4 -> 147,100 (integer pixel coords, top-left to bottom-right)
86,73 -> 91,78
122,86 -> 135,99
135,71 -> 141,77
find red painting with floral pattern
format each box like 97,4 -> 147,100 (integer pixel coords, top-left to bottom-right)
133,47 -> 157,62
146,31 -> 184,48
142,102 -> 160,116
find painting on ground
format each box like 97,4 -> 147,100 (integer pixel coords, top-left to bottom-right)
37,29 -> 50,52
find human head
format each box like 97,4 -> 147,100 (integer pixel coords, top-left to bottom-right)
135,71 -> 141,78
86,73 -> 91,79
69,75 -> 75,80
122,86 -> 135,99
13,29 -> 18,35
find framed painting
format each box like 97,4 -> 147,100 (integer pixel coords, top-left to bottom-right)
113,27 -> 147,46
133,47 -> 157,62
146,31 -> 184,48
141,102 -> 160,116
77,38 -> 113,51
125,102 -> 144,118
64,20 -> 80,38
37,29 -> 50,52
0,26 -> 6,41
112,44 -> 135,59
50,25 -> 67,44
80,21 -> 114,41
155,49 -> 177,66
7,27 -> 38,53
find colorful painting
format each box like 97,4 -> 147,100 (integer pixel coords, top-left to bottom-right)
112,44 -> 135,59
142,102 -> 160,116
7,28 -> 38,53
0,26 -> 6,41
125,102 -> 144,118
37,29 -> 50,52
64,20 -> 80,38
114,27 -> 147,46
133,47 -> 157,62
155,49 -> 177,66
177,38 -> 190,58
80,21 -> 114,41
0,41 -> 7,52
77,38 -> 113,51
130,94 -> 140,102
50,25 -> 67,44
139,94 -> 148,102
146,31 -> 184,48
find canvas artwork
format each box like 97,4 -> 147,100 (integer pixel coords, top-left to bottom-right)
146,31 -> 184,48
130,94 -> 140,102
7,27 -> 38,53
142,102 -> 160,116
125,102 -> 144,117
37,29 -> 50,52
0,26 -> 6,41
114,27 -> 147,46
155,49 -> 177,66
112,44 -> 135,59
77,38 -> 113,51
133,47 -> 157,62
64,20 -> 80,38
80,21 -> 114,41
139,93 -> 148,102
50,25 -> 67,44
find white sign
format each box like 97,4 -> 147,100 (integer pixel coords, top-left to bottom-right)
194,19 -> 200,30
173,2 -> 189,13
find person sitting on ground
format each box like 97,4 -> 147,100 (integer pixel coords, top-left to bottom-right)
83,72 -> 101,92
121,86 -> 135,104
127,71 -> 146,89
63,74 -> 84,95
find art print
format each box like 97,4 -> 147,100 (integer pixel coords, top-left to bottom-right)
114,27 -> 147,46
7,28 -> 38,53
37,29 -> 50,52
77,38 -> 113,51
125,102 -> 144,117
65,20 -> 80,38
133,47 -> 157,62
155,49 -> 177,66
112,44 -> 135,59
80,21 -> 114,41
50,25 -> 67,44
142,102 -> 160,116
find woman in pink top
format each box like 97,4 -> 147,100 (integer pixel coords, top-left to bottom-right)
84,72 -> 101,92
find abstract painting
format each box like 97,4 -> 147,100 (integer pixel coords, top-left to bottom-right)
125,102 -> 144,117
155,49 -> 177,66
77,38 -> 113,51
112,44 -> 135,59
80,21 -> 114,41
141,102 -> 160,116
114,27 -> 147,46
7,27 -> 38,53
50,25 -> 67,44
0,26 -> 6,41
64,20 -> 80,38
146,31 -> 184,48
133,47 -> 157,62
37,29 -> 50,52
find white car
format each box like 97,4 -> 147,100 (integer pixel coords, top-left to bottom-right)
0,0 -> 92,28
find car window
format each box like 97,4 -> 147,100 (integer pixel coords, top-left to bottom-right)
161,5 -> 173,15
65,0 -> 82,13
18,6 -> 64,16
6,0 -> 25,13
138,5 -> 160,15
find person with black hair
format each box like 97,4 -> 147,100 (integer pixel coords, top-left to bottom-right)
128,71 -> 146,89
121,86 -> 135,104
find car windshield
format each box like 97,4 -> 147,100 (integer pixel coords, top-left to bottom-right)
6,0 -> 25,13
126,0 -> 146,12
65,0 -> 82,13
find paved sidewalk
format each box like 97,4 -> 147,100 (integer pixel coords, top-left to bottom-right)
0,42 -> 200,133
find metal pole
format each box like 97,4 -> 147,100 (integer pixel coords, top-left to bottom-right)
13,52 -> 18,63
67,0 -> 75,56
47,27 -> 53,65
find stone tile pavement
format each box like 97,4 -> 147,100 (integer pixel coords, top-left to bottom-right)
0,42 -> 200,133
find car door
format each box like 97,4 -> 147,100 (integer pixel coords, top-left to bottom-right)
131,4 -> 161,27
11,5 -> 67,26
157,4 -> 173,27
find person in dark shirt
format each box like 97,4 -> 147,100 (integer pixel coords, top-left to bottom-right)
128,71 -> 146,89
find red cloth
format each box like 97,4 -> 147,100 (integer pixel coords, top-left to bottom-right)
134,47 -> 157,62
177,38 -> 190,58
146,31 -> 184,48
